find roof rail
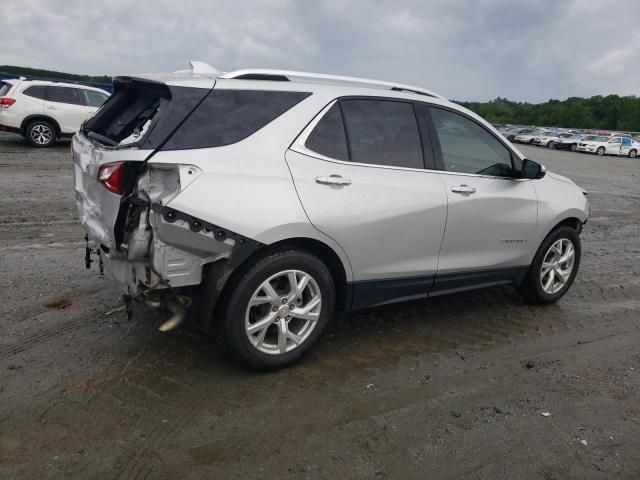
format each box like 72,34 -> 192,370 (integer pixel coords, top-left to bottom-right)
219,69 -> 446,100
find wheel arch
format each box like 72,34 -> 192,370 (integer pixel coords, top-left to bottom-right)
20,115 -> 61,137
196,235 -> 352,333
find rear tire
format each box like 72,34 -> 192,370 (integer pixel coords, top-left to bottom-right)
219,248 -> 335,370
25,120 -> 56,148
596,146 -> 605,156
629,149 -> 637,158
518,226 -> 581,304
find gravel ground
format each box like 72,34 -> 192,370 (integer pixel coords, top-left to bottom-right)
1,132 -> 640,479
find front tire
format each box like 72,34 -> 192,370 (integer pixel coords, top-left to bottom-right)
570,144 -> 577,152
547,140 -> 555,149
596,147 -> 605,156
220,248 -> 335,370
25,120 -> 56,147
518,226 -> 581,304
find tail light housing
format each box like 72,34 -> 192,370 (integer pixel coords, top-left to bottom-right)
98,161 -> 127,195
0,97 -> 16,108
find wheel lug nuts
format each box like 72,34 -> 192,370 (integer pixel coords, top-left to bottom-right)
289,304 -> 295,310
285,315 -> 291,320
272,306 -> 278,312
281,298 -> 287,304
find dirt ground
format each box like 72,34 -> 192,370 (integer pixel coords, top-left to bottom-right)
1,131 -> 640,480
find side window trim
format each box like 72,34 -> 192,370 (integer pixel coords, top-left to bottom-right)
337,100 -> 353,161
424,104 -> 524,179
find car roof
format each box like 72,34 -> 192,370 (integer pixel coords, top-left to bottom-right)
15,78 -> 109,93
125,62 -> 447,103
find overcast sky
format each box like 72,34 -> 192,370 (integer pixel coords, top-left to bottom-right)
2,0 -> 639,102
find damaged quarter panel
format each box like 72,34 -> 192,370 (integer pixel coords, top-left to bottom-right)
73,132 -> 152,249
148,82 -> 354,281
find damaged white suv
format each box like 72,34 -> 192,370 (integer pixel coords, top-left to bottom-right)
73,62 -> 589,369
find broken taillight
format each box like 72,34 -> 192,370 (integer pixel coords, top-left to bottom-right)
98,161 -> 126,195
0,97 -> 16,108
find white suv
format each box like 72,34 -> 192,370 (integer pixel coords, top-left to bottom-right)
73,63 -> 589,369
0,78 -> 109,147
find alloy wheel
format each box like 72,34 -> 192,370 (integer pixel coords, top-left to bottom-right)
30,124 -> 53,145
540,238 -> 575,295
244,269 -> 322,355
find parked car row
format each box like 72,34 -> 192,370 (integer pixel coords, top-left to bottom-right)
495,125 -> 640,158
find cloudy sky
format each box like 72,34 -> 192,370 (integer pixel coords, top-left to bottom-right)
2,0 -> 639,102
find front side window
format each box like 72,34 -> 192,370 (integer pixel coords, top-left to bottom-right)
305,103 -> 349,161
609,137 -> 621,144
83,89 -> 108,107
46,87 -> 83,105
340,99 -> 423,169
430,107 -> 513,177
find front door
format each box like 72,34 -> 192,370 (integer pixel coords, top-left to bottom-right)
426,106 -> 538,292
287,99 -> 448,308
605,137 -> 622,154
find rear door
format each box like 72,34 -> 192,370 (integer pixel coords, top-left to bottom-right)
44,86 -> 86,133
287,98 -> 448,308
426,105 -> 538,292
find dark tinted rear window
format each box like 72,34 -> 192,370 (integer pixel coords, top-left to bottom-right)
0,82 -> 12,97
162,89 -> 311,150
341,99 -> 423,169
305,103 -> 349,161
22,85 -> 47,100
47,86 -> 83,105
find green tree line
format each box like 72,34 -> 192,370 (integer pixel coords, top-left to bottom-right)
457,96 -> 640,132
0,65 -> 111,84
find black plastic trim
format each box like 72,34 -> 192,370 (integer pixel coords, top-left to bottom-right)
430,267 -> 528,295
349,275 -> 435,310
148,203 -> 263,269
346,266 -> 528,311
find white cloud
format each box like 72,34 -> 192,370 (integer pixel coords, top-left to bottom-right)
1,0 -> 639,101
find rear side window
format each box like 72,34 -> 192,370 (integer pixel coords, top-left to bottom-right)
83,89 -> 108,107
305,103 -> 349,161
46,87 -> 84,105
0,82 -> 13,97
22,85 -> 47,100
340,99 -> 423,169
162,90 -> 311,150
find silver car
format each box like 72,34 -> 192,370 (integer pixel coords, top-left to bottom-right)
73,62 -> 590,369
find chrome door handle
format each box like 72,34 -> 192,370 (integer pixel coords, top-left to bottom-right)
46,105 -> 57,110
451,184 -> 476,194
315,175 -> 352,186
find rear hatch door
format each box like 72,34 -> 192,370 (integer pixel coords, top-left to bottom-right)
73,75 -> 214,250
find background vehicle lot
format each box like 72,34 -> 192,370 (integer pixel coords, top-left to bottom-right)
1,133 -> 640,478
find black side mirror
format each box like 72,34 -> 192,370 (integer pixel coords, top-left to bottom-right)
521,159 -> 546,179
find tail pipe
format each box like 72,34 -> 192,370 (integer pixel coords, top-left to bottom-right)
146,295 -> 192,332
